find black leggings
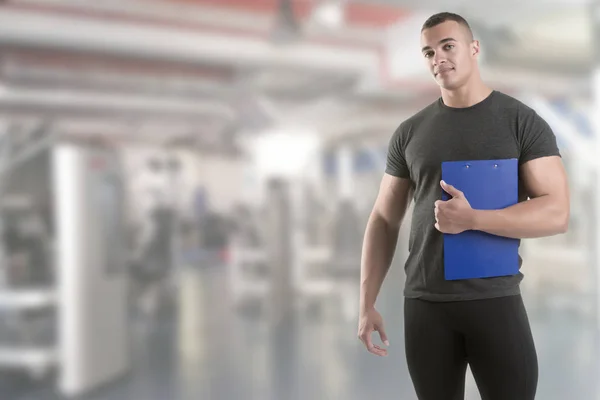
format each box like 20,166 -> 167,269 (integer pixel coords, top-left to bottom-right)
404,295 -> 538,400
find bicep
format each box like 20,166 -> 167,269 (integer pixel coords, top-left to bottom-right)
520,156 -> 569,201
373,173 -> 413,228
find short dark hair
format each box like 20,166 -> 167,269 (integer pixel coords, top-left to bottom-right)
421,12 -> 473,39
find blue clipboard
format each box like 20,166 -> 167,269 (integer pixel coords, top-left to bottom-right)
441,158 -> 520,280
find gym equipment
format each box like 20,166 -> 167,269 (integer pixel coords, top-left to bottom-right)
0,131 -> 131,397
52,143 -> 130,396
228,180 -> 365,321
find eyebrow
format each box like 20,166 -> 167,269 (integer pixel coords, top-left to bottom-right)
421,37 -> 457,52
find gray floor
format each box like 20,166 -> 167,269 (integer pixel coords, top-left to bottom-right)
7,265 -> 600,400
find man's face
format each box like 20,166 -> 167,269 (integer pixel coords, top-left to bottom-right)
420,21 -> 478,90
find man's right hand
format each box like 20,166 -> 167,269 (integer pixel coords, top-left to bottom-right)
358,307 -> 389,356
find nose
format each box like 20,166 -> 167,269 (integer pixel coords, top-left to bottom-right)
433,56 -> 446,67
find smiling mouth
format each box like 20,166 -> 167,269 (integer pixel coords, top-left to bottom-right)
436,68 -> 454,76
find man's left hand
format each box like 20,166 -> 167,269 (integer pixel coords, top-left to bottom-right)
435,180 -> 476,234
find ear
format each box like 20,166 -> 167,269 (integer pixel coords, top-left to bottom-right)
471,40 -> 480,57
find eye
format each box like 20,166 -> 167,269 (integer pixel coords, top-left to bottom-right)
424,51 -> 434,58
444,44 -> 455,50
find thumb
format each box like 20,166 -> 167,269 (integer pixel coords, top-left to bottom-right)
441,180 -> 462,198
376,325 -> 390,346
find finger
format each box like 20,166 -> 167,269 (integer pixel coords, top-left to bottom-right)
440,180 -> 462,198
361,329 -> 387,356
370,345 -> 388,357
435,222 -> 441,232
434,200 -> 443,208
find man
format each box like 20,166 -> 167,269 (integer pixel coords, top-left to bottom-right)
357,12 -> 569,400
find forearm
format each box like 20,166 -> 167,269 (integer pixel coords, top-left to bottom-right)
359,214 -> 400,311
472,195 -> 568,239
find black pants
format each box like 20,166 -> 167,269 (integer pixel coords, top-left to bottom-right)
404,294 -> 538,400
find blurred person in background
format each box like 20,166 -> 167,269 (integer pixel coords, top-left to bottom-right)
357,12 -> 569,400
131,189 -> 175,318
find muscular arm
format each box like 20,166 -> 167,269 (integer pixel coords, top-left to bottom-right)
360,174 -> 413,312
471,155 -> 569,239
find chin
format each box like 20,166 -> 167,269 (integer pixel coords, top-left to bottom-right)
436,77 -> 462,91
437,80 -> 457,90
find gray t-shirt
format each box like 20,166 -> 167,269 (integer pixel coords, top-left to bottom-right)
385,90 -> 561,302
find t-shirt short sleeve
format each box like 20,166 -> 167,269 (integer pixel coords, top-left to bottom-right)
385,124 -> 410,179
518,105 -> 561,165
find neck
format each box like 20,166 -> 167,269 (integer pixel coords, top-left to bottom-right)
440,76 -> 493,108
